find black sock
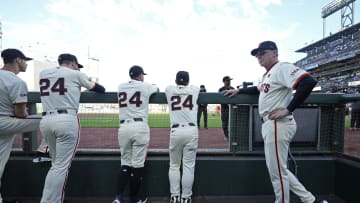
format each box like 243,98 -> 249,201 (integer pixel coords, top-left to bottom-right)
130,166 -> 146,202
116,165 -> 133,198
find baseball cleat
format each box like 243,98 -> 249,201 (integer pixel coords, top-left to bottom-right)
315,200 -> 329,203
170,195 -> 180,203
135,197 -> 148,203
32,156 -> 52,163
32,151 -> 51,163
181,197 -> 191,203
112,199 -> 121,203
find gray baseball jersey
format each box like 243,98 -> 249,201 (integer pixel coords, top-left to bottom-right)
118,80 -> 158,123
39,66 -> 96,203
258,62 -> 309,117
165,85 -> 200,125
165,85 -> 200,199
40,67 -> 95,111
117,79 -> 158,168
0,69 -> 41,203
258,62 -> 315,203
0,70 -> 28,116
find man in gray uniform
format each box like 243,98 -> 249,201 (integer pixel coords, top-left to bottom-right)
0,49 -> 41,203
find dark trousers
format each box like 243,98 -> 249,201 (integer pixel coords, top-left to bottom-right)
351,110 -> 360,128
221,110 -> 229,138
197,107 -> 208,128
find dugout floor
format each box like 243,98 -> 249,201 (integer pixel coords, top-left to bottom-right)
5,194 -> 347,203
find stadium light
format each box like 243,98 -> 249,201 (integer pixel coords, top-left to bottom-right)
322,0 -> 355,18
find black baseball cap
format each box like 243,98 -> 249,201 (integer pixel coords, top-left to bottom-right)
176,71 -> 189,84
129,65 -> 147,78
250,41 -> 278,56
200,85 -> 205,88
223,76 -> 233,82
58,53 -> 84,68
1,48 -> 33,61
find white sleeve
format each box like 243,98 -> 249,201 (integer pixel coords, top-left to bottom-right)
146,82 -> 158,95
77,71 -> 95,90
191,86 -> 200,103
276,63 -> 309,89
164,86 -> 172,103
190,85 -> 200,94
11,80 -> 28,104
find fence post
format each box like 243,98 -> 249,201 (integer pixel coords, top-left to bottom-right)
331,104 -> 345,152
22,103 -> 38,152
229,104 -> 250,152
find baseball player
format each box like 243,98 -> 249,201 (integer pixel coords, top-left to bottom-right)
0,49 -> 41,203
225,41 -> 324,203
39,53 -> 105,203
197,85 -> 208,129
113,65 -> 158,203
218,76 -> 234,140
165,71 -> 200,203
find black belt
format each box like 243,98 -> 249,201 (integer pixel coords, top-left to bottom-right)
172,123 -> 196,128
120,118 -> 143,124
42,109 -> 68,116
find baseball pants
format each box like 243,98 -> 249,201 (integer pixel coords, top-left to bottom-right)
221,109 -> 230,138
261,116 -> 315,203
197,107 -> 208,128
118,121 -> 150,168
169,125 -> 198,199
40,113 -> 79,203
0,115 -> 41,203
350,110 -> 360,128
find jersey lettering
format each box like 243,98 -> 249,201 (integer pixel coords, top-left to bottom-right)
290,68 -> 300,76
170,95 -> 193,111
118,91 -> 143,108
260,83 -> 270,93
118,92 -> 127,107
40,78 -> 68,96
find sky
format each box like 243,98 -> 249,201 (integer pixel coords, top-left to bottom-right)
0,0 -> 357,92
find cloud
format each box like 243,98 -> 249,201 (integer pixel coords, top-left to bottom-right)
2,0 -> 299,91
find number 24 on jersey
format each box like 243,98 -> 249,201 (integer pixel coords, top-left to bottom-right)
118,91 -> 143,107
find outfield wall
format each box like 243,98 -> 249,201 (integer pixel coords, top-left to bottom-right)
23,92 -> 356,153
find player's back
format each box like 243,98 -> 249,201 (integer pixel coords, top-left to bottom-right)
40,67 -> 94,111
165,85 -> 200,125
118,80 -> 158,123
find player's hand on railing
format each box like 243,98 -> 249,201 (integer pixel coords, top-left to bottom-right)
223,89 -> 239,97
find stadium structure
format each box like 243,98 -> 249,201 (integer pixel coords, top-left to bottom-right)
0,18 -> 3,67
295,0 -> 360,93
0,18 -> 2,51
1,1 -> 360,203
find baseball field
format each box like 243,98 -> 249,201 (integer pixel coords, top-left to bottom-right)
78,113 -> 223,128
11,114 -> 360,157
78,113 -> 354,128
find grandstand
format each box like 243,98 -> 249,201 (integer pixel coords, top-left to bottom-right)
295,22 -> 360,93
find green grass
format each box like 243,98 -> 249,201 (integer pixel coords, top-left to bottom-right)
79,113 -> 352,129
345,115 -> 350,128
79,113 -> 222,128
80,117 -> 119,128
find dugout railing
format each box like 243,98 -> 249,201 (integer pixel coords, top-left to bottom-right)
3,92 -> 359,203
23,92 -> 355,154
